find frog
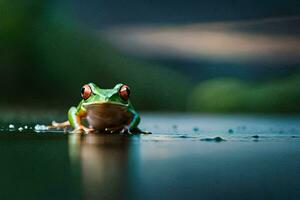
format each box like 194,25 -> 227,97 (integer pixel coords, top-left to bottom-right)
50,83 -> 148,134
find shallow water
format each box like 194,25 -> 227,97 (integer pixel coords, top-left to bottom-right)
0,113 -> 300,199
2,113 -> 300,141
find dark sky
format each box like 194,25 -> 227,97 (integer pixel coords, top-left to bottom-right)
73,0 -> 300,28
69,0 -> 300,81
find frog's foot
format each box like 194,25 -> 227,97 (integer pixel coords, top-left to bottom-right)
139,130 -> 152,134
73,125 -> 94,134
132,128 -> 152,134
48,120 -> 70,129
120,126 -> 132,134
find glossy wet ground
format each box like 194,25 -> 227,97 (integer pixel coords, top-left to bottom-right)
0,113 -> 300,200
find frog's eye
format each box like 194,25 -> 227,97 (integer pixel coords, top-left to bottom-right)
81,84 -> 92,100
119,85 -> 130,101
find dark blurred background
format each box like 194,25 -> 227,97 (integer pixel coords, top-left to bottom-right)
1,0 -> 300,112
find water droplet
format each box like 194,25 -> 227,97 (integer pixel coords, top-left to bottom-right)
34,124 -> 49,132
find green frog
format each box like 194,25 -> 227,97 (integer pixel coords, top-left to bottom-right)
51,83 -> 147,134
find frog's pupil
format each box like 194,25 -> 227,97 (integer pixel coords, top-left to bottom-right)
81,87 -> 85,95
126,88 -> 131,96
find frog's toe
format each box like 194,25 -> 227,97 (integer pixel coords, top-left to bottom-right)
131,128 -> 151,134
51,120 -> 70,128
72,128 -> 84,134
83,127 -> 94,134
141,131 -> 152,134
120,126 -> 132,134
72,126 -> 94,134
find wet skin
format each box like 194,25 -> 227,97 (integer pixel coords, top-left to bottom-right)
51,83 -> 144,134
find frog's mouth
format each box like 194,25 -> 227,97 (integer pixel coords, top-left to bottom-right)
83,102 -> 132,130
83,101 -> 128,107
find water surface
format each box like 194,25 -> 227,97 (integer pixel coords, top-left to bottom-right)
0,113 -> 300,200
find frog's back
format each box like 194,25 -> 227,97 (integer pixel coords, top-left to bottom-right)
85,103 -> 133,130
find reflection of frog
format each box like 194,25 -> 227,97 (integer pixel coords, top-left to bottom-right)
51,83 -> 148,134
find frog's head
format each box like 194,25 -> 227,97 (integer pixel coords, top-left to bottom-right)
80,83 -> 131,107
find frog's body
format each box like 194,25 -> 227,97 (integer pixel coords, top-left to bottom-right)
51,83 -> 145,134
84,103 -> 133,130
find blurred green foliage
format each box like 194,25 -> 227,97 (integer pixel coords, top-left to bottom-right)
188,74 -> 300,113
1,0 -> 299,113
0,0 -> 191,110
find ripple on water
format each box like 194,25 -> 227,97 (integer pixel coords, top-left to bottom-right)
175,135 -> 197,139
200,137 -> 226,142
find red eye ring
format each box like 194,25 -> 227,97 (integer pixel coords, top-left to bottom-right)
81,84 -> 92,100
119,85 -> 130,101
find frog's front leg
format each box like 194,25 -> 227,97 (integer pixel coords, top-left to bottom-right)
68,107 -> 93,134
120,110 -> 140,134
123,110 -> 151,134
129,112 -> 140,131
